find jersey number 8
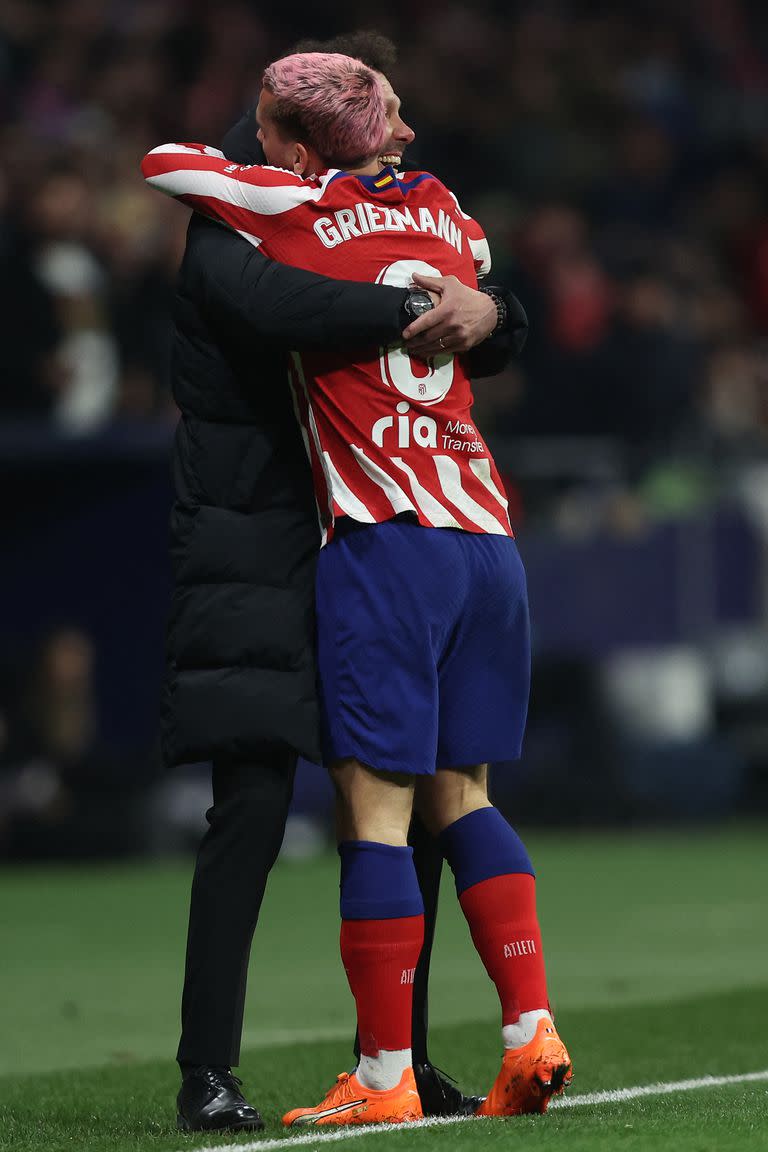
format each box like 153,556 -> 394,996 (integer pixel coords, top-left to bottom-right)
376,260 -> 455,405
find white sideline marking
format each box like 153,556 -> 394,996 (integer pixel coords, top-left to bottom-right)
184,1069 -> 768,1152
550,1068 -> 768,1108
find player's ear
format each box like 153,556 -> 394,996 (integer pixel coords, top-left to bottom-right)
293,142 -> 310,176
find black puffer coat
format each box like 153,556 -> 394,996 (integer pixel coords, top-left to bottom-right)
162,114 -> 525,768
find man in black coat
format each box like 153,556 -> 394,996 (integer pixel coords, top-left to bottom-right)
170,38 -> 527,1134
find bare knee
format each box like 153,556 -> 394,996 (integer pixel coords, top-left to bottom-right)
331,758 -> 415,845
415,764 -> 491,837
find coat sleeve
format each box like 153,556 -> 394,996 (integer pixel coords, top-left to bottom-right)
465,286 -> 529,378
185,216 -> 408,348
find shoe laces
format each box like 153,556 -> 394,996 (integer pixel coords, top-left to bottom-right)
420,1063 -> 464,1105
325,1072 -> 365,1106
198,1067 -> 243,1093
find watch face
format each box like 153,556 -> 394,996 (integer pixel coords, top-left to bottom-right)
408,291 -> 434,317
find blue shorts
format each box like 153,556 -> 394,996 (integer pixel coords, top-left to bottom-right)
316,518 -> 531,775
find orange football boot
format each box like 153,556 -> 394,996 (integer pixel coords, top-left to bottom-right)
477,1017 -> 572,1116
282,1068 -> 424,1128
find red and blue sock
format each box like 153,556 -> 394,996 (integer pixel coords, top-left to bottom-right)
440,808 -> 550,1036
339,841 -> 425,1088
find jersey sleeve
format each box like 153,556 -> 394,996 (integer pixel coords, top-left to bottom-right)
141,143 -> 329,249
443,186 -> 492,279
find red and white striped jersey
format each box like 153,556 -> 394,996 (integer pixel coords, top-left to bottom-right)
143,144 -> 512,544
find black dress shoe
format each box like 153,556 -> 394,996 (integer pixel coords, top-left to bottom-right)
413,1063 -> 485,1116
176,1066 -> 265,1132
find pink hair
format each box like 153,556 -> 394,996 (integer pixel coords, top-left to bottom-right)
262,52 -> 388,167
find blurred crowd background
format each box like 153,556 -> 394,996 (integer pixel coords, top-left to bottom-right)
2,0 -> 768,859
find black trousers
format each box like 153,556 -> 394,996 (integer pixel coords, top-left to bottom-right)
177,752 -> 443,1069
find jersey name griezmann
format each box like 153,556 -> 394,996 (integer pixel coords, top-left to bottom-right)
313,202 -> 464,253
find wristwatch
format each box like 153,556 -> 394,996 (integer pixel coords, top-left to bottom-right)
401,289 -> 435,328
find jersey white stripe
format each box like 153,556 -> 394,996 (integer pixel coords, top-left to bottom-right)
468,235 -> 492,277
390,457 -> 462,528
350,446 -> 414,515
433,455 -> 508,534
323,453 -> 376,522
146,145 -> 315,183
289,353 -> 330,543
469,457 -> 510,511
145,166 -> 338,217
232,227 -> 263,249
147,143 -> 226,158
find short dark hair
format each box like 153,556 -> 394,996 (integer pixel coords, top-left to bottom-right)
291,30 -> 397,75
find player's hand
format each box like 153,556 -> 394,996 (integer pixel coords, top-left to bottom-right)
403,273 -> 497,357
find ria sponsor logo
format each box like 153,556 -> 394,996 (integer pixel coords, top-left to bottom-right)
372,403 -> 485,453
373,401 -> 437,448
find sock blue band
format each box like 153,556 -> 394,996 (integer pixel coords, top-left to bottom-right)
439,808 -> 534,896
339,840 -> 425,920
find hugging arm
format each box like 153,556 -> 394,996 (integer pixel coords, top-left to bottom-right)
186,218 -> 526,367
188,220 -> 527,366
147,136 -> 525,363
464,286 -> 529,377
146,143 -> 408,347
186,217 -> 408,349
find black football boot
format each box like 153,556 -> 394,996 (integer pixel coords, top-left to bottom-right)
414,1063 -> 485,1116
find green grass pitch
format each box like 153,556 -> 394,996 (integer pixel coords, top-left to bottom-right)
2,827 -> 767,1151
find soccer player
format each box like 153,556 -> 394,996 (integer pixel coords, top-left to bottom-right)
169,33 -> 523,1132
142,52 -> 572,1127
